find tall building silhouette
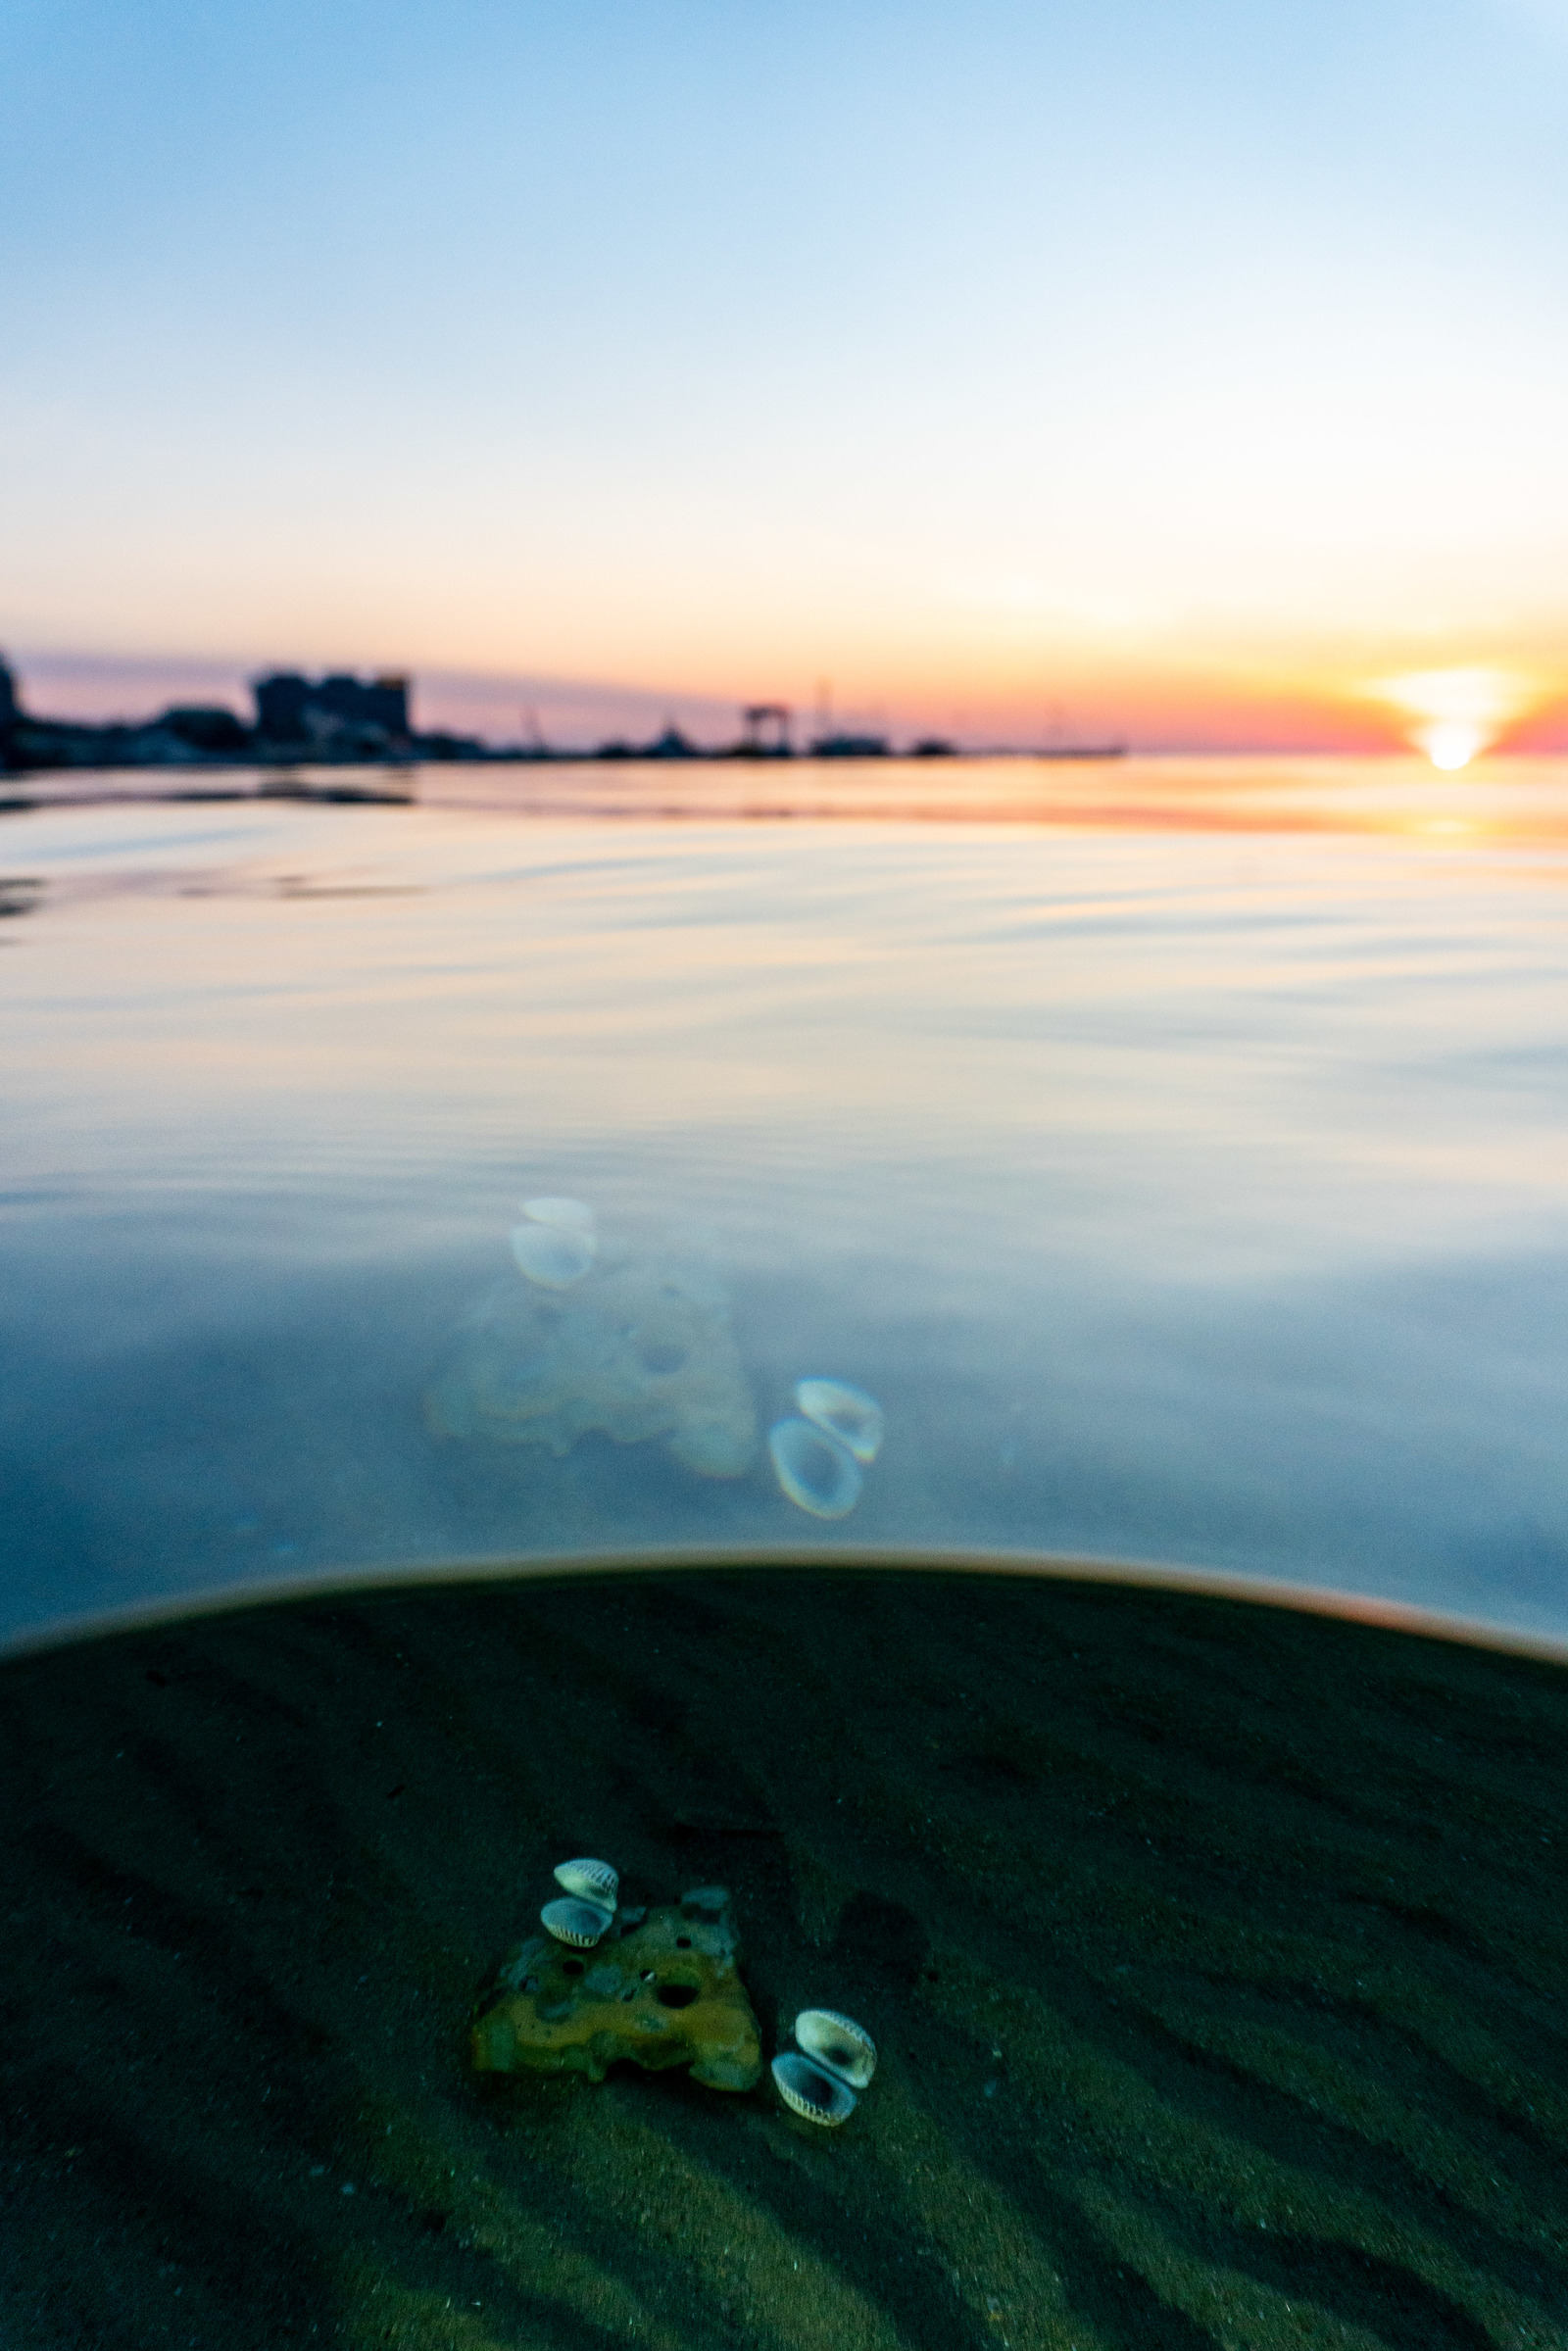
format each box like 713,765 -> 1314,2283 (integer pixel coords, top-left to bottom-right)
254,670 -> 410,746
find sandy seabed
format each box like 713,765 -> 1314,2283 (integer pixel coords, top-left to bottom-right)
1,1569 -> 1564,2350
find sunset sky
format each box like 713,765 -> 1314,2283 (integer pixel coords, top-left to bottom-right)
5,0 -> 1568,750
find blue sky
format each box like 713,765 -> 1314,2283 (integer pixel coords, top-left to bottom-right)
5,0 -> 1567,745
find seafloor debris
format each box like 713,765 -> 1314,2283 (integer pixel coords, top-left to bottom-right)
771,2006 -> 877,2125
539,1895 -> 613,1947
540,1856 -> 620,1947
553,1856 -> 619,1911
471,1885 -> 763,2091
426,1218 -> 758,1476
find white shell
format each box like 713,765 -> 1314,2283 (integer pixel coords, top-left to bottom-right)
768,1418 -> 862,1519
772,2052 -> 857,2126
511,1221 -> 595,1290
540,1895 -> 612,1947
795,1380 -> 884,1465
521,1197 -> 597,1239
554,1857 -> 618,1912
795,2008 -> 877,2088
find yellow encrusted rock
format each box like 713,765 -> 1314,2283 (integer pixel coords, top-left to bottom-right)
470,1885 -> 762,2092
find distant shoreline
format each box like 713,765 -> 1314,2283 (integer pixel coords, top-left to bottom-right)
0,738 -> 1129,781
0,653 -> 1131,775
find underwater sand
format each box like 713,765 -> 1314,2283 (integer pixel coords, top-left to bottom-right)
1,1570 -> 1564,2350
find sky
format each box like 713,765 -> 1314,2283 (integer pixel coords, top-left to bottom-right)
4,0 -> 1568,752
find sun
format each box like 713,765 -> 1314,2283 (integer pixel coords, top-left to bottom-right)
1421,719 -> 1488,772
1359,666 -> 1542,769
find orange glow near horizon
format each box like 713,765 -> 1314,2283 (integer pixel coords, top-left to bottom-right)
1357,666 -> 1547,770
15,631 -> 1568,759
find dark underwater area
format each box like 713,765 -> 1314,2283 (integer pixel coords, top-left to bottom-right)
1,1568 -> 1564,2350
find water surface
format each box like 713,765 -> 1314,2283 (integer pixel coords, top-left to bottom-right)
5,755 -> 1568,1645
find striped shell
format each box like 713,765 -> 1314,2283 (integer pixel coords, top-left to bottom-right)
540,1896 -> 612,1948
554,1857 -> 619,1912
771,2051 -> 857,2126
795,2007 -> 877,2089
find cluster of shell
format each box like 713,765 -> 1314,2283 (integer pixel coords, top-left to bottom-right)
540,1857 -> 877,2128
768,1378 -> 884,1520
771,2008 -> 878,2126
540,1856 -> 622,1948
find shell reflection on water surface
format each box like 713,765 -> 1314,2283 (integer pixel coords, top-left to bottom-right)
794,1379 -> 884,1464
509,1221 -> 596,1290
520,1198 -> 598,1240
766,1418 -> 863,1519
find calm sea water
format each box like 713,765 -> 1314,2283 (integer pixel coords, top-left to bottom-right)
5,753 -> 1568,1647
